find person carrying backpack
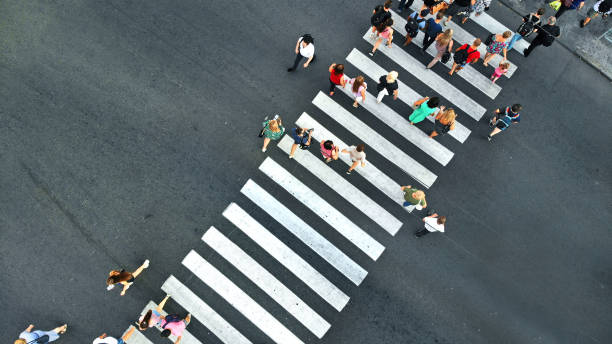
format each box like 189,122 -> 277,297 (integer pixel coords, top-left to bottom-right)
403,9 -> 429,46
14,323 -> 67,344
580,0 -> 612,27
523,16 -> 560,57
371,0 -> 393,37
507,8 -> 545,51
159,313 -> 191,344
449,38 -> 481,75
487,104 -> 522,141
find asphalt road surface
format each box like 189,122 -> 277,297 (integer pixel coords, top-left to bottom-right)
1,0 -> 611,343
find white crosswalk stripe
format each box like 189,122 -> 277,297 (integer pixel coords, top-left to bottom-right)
138,300 -> 203,344
313,91 -> 438,187
362,32 -> 486,121
277,135 -> 403,235
468,8 -> 530,54
259,157 -> 385,262
202,226 -> 331,338
389,10 -> 502,99
160,277 -> 252,344
346,48 -> 471,143
409,0 -> 517,77
336,73 -> 454,166
122,326 -> 153,344
182,250 -> 304,344
223,200 -> 350,311
242,174 -> 369,284
296,112 -> 418,204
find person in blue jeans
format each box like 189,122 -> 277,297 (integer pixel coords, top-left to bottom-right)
14,323 -> 67,343
487,104 -> 522,141
93,327 -> 136,344
507,8 -> 545,51
289,127 -> 313,159
422,12 -> 444,52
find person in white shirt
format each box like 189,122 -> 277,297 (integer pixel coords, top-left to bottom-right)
341,144 -> 366,174
287,34 -> 315,72
415,213 -> 446,237
580,0 -> 611,27
93,327 -> 135,344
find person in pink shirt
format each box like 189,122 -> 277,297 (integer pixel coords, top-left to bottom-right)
490,62 -> 510,83
160,313 -> 191,344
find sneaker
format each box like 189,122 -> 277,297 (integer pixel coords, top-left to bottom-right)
369,51 -> 375,57
487,135 -> 492,141
142,259 -> 150,268
287,68 -> 295,72
289,155 -> 294,159
346,170 -> 352,175
261,148 -> 266,152
107,284 -> 115,291
376,98 -> 382,104
579,19 -> 585,28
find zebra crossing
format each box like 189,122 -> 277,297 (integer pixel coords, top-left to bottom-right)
125,6 -> 525,343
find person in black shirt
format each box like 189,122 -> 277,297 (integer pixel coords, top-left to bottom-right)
376,71 -> 399,103
443,0 -> 475,26
507,8 -> 545,51
523,16 -> 561,57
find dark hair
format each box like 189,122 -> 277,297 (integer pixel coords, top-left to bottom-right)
356,144 -> 365,152
436,12 -> 444,20
536,7 -> 545,15
384,0 -> 392,9
139,310 -> 152,330
377,18 -> 393,31
302,34 -> 313,44
438,216 -> 447,225
160,329 -> 171,338
323,140 -> 334,150
296,128 -> 304,135
333,64 -> 344,74
511,104 -> 522,113
106,270 -> 133,285
420,9 -> 430,17
427,97 -> 440,108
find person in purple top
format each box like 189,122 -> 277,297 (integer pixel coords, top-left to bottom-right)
555,0 -> 585,18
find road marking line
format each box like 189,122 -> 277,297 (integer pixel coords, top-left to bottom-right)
121,326 -> 153,344
390,10 -> 501,99
182,250 -> 304,344
202,226 -> 331,338
346,49 -> 471,143
277,136 -> 403,235
313,91 -> 438,187
223,200 -> 350,311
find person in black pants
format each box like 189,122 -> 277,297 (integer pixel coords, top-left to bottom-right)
288,35 -> 315,72
422,12 -> 444,52
397,0 -> 415,13
524,16 -> 560,57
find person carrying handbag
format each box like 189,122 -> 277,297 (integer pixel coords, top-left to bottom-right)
401,185 -> 427,211
260,116 -> 284,152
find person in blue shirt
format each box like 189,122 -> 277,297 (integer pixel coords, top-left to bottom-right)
487,104 -> 522,141
422,12 -> 444,52
403,9 -> 429,46
289,127 -> 313,158
15,323 -> 67,343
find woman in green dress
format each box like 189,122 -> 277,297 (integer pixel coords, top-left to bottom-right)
409,96 -> 444,125
261,118 -> 285,152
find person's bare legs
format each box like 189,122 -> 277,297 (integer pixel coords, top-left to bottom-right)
53,324 -> 68,334
261,137 -> 271,152
483,53 -> 494,66
157,294 -> 171,312
429,131 -> 438,138
489,127 -> 502,137
289,143 -> 298,158
184,314 -> 192,326
132,259 -> 150,278
403,35 -> 413,46
348,160 -> 359,173
371,38 -> 383,54
122,327 -> 136,341
331,147 -> 339,161
120,282 -> 132,296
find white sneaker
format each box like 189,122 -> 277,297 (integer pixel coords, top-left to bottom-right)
261,148 -> 266,152
142,259 -> 150,268
289,155 -> 294,159
107,284 -> 115,291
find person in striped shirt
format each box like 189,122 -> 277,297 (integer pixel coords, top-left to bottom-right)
487,104 -> 522,141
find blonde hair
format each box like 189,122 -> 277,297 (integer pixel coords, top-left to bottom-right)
352,76 -> 365,93
386,71 -> 398,83
14,340 -> 27,344
438,29 -> 453,46
413,190 -> 426,200
438,108 -> 456,125
502,30 -> 512,39
268,119 -> 280,132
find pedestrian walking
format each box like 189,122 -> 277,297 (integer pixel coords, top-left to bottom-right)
320,140 -> 339,163
523,16 -> 560,57
449,38 -> 481,75
422,13 -> 444,52
580,0 -> 611,27
93,328 -> 136,344
289,127 -> 313,159
341,144 -> 366,174
490,62 -> 510,83
426,29 -> 454,69
14,324 -> 67,344
347,76 -> 367,108
444,0 -> 475,26
463,0 -> 492,23
409,96 -> 443,125
487,104 -> 522,141
415,213 -> 446,237
403,9 -> 429,46
553,0 -> 585,19
287,34 -> 315,72
482,30 -> 512,66
137,295 -> 171,330
401,185 -> 427,211
328,63 -> 348,96
260,117 -> 285,152
371,0 -> 393,36
106,259 -> 149,296
429,108 -> 457,138
376,71 -> 399,103
159,314 -> 191,344
507,8 -> 545,51
429,0 -> 450,15
370,18 -> 394,56
397,0 -> 415,13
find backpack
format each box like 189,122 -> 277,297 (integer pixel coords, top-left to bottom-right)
441,51 -> 451,64
162,314 -> 183,328
405,14 -> 424,37
517,15 -> 535,36
371,6 -> 389,26
484,33 -> 495,46
453,46 -> 474,65
27,335 -> 49,344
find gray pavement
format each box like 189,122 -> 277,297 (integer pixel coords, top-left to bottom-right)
499,0 -> 612,79
1,0 -> 611,344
